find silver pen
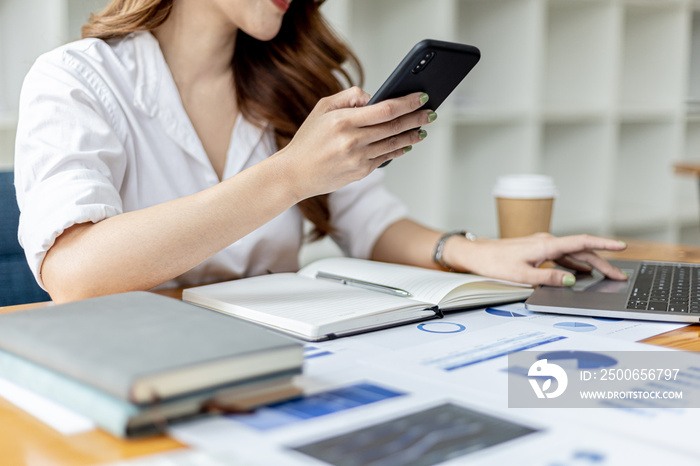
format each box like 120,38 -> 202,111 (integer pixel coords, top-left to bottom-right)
315,271 -> 412,298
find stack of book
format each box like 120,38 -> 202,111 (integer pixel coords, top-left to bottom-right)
0,292 -> 303,437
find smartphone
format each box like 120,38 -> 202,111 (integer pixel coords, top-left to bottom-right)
367,39 -> 481,167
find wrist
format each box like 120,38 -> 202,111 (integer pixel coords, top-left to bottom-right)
433,230 -> 477,272
268,147 -> 310,204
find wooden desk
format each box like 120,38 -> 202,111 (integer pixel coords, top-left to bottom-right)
1,239 -> 699,465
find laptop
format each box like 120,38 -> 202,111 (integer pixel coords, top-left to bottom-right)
525,260 -> 700,323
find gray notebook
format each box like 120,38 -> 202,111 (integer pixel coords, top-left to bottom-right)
0,292 -> 303,403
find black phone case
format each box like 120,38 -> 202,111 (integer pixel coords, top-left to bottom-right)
368,39 -> 480,167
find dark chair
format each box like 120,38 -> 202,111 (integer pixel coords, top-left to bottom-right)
0,171 -> 50,306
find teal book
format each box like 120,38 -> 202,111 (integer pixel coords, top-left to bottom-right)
0,292 -> 303,403
0,347 -> 301,437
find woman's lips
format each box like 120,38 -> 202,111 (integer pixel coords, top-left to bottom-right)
270,0 -> 290,12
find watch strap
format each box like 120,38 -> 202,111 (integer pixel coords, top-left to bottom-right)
432,230 -> 476,272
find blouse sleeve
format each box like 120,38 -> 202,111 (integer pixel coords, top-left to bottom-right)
14,46 -> 127,288
328,169 -> 408,259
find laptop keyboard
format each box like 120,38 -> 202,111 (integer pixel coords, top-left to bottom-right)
626,262 -> 700,314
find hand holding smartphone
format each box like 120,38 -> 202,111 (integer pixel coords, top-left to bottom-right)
368,39 -> 480,167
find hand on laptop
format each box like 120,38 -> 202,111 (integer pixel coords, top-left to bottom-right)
445,233 -> 628,287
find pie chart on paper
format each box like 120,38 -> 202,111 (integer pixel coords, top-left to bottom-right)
485,308 -> 527,318
417,322 -> 466,334
553,322 -> 597,332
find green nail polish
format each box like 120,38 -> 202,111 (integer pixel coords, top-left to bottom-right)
428,111 -> 437,122
563,275 -> 576,287
403,145 -> 413,153
420,93 -> 429,105
618,241 -> 627,247
418,129 -> 428,140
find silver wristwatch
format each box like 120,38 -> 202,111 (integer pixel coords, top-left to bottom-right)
432,230 -> 477,272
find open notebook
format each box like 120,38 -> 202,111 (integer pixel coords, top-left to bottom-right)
183,258 -> 533,341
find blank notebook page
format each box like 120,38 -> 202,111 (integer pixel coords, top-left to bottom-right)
186,273 -> 429,327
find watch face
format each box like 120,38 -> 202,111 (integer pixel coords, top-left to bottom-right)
433,230 -> 472,271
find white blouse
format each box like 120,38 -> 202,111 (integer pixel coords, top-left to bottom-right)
14,31 -> 407,289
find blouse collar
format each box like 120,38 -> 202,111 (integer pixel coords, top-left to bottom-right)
131,31 -> 268,182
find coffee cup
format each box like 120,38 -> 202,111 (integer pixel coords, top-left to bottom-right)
493,174 -> 558,238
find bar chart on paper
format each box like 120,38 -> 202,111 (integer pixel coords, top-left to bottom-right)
422,331 -> 567,372
229,383 -> 405,431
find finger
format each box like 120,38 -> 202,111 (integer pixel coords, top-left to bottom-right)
546,234 -> 627,259
565,251 -> 628,281
367,128 -> 427,159
515,265 -> 577,287
369,145 -> 412,169
319,86 -> 372,113
554,255 -> 593,273
362,109 -> 435,144
354,92 -> 427,126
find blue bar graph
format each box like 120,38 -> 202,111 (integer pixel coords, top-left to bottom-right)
230,383 -> 405,431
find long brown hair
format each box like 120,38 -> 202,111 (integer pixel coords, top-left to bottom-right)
82,0 -> 363,240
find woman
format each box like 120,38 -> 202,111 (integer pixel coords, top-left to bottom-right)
14,0 -> 626,303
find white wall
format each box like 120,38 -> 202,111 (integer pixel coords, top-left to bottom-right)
3,0 -> 700,245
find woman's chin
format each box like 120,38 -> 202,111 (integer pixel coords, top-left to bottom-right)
242,24 -> 283,42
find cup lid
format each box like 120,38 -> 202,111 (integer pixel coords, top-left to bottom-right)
493,174 -> 558,199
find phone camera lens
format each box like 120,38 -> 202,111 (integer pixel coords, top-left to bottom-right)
413,50 -> 435,74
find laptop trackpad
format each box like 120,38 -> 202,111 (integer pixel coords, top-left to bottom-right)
572,268 -> 635,294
